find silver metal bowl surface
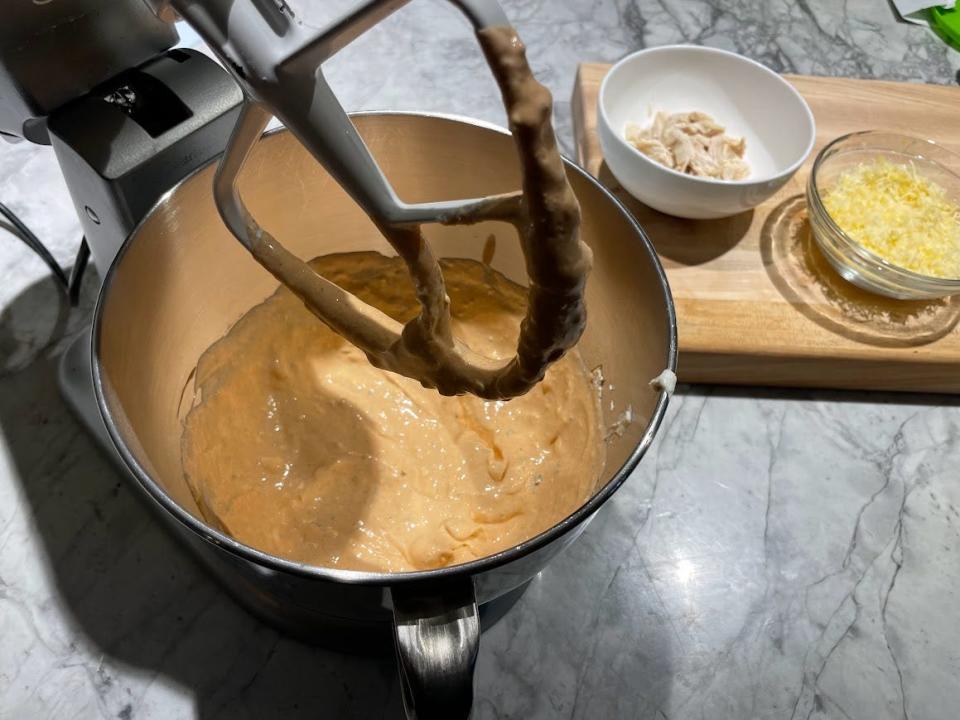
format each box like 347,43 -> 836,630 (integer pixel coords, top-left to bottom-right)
92,112 -> 677,718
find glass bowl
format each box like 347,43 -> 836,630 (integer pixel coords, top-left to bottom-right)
806,131 -> 960,300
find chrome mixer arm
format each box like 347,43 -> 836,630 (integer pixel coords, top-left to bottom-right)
169,0 -> 511,226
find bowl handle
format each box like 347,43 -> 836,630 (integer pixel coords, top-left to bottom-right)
392,578 -> 480,719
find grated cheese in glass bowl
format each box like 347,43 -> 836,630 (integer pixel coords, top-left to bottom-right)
807,131 -> 960,299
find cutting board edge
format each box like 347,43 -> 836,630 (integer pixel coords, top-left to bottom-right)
680,349 -> 960,394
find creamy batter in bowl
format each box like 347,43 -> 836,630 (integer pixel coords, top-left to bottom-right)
93,113 -> 676,715
180,253 -> 606,573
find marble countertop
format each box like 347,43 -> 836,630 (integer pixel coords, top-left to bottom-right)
2,1 -> 960,718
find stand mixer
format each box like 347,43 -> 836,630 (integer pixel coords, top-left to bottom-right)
2,2 -> 676,716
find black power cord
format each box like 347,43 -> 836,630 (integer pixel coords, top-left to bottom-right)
67,237 -> 90,306
0,200 -> 89,306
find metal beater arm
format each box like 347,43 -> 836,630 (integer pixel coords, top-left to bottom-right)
166,0 -> 589,409
168,0 -> 511,227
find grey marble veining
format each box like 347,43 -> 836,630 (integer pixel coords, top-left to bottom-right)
2,2 -> 960,719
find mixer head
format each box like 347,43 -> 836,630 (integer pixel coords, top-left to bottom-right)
171,0 -> 592,399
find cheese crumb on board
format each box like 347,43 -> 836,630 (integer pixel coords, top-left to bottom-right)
649,369 -> 677,395
823,158 -> 960,279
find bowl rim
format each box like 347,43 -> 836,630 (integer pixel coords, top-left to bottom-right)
807,129 -> 960,286
91,110 -> 679,587
598,44 -> 817,188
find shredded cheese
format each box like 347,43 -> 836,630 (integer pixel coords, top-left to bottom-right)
822,158 -> 960,279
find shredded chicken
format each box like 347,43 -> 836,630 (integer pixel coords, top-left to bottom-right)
625,111 -> 750,181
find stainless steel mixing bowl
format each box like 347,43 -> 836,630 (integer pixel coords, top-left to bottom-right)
92,112 -> 676,718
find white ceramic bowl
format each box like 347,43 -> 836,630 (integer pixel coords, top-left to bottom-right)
598,45 -> 816,219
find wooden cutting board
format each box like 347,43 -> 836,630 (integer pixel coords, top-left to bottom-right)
572,63 -> 960,394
